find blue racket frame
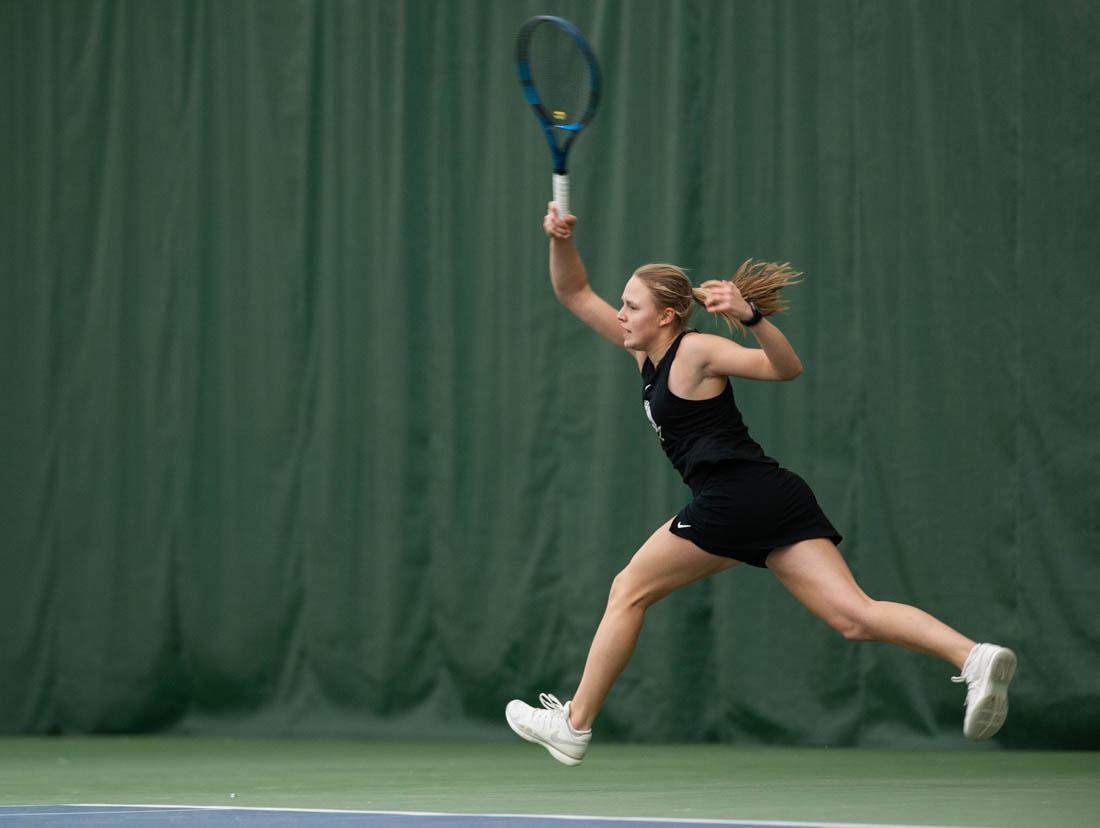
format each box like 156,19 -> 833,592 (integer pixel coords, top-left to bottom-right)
515,15 -> 602,176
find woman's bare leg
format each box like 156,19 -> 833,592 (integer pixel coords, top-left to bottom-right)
767,538 -> 974,669
568,519 -> 740,731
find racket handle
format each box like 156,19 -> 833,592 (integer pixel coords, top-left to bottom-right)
553,173 -> 570,218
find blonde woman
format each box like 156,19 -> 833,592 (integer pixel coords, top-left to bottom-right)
505,205 -> 1016,765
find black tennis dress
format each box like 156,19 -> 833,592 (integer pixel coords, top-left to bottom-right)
641,330 -> 842,568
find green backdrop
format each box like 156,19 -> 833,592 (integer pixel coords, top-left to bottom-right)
3,0 -> 1098,748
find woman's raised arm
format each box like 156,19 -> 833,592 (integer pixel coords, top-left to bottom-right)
545,204 -> 631,351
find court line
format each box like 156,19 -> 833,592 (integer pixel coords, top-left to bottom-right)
57,804 -> 976,828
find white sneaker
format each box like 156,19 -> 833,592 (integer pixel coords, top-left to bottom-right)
952,643 -> 1017,740
505,693 -> 591,766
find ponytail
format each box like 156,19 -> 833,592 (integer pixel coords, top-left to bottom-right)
633,259 -> 802,336
693,259 -> 802,336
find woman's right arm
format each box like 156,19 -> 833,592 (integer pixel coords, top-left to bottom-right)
544,203 -> 631,351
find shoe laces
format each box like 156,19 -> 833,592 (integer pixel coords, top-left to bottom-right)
950,671 -> 973,706
530,693 -> 569,731
951,648 -> 981,706
538,692 -> 565,713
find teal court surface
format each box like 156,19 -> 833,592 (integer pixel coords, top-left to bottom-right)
1,738 -> 1098,827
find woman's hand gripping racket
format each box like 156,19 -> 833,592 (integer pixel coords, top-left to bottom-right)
515,16 -> 601,218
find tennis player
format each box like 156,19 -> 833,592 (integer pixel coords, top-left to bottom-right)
505,204 -> 1017,766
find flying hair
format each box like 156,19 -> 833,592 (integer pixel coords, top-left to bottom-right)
632,259 -> 803,336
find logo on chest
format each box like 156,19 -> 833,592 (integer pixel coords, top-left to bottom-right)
643,399 -> 663,442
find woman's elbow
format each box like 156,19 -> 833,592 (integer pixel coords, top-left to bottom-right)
553,283 -> 584,308
781,363 -> 803,381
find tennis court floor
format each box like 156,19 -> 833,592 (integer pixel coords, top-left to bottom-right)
0,805 -> 978,827
1,738 -> 1096,827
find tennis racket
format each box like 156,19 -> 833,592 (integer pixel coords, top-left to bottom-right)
515,16 -> 601,217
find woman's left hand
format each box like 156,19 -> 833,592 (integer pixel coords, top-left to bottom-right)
701,279 -> 755,323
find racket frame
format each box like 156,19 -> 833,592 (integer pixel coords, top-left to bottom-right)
515,15 -> 601,216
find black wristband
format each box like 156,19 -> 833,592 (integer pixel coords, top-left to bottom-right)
743,302 -> 764,327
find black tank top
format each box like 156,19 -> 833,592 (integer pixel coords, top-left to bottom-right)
641,331 -> 777,492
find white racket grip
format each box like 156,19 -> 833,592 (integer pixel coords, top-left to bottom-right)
553,173 -> 570,219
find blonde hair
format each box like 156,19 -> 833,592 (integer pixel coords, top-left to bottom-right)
633,259 -> 802,336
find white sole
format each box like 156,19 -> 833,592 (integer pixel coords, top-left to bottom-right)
505,706 -> 585,767
965,647 -> 1017,740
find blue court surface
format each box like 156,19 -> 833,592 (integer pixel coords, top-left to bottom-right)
0,806 -> 964,828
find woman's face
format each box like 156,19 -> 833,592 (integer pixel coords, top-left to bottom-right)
618,275 -> 672,351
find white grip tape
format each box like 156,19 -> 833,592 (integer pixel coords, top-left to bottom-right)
553,173 -> 570,218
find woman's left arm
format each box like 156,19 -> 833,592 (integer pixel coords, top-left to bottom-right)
698,279 -> 803,381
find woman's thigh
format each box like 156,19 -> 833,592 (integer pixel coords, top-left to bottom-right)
767,538 -> 872,629
614,517 -> 741,607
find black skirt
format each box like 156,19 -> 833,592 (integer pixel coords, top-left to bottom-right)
668,460 -> 842,568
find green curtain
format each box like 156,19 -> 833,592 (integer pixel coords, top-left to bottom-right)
2,0 -> 1097,747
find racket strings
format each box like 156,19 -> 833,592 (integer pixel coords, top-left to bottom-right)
527,24 -> 593,134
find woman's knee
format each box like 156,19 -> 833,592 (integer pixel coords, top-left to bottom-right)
831,600 -> 878,641
608,568 -> 660,612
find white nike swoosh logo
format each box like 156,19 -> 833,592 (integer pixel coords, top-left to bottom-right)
677,521 -> 691,529
644,384 -> 652,391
